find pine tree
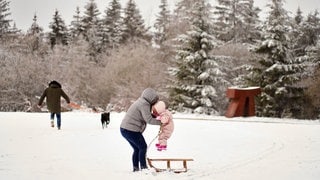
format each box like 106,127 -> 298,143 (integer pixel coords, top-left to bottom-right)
302,36 -> 320,119
102,0 -> 122,49
306,35 -> 320,64
86,25 -> 101,62
27,14 -> 43,35
213,0 -> 261,43
81,0 -> 103,60
10,22 -> 20,35
292,10 -> 320,60
81,0 -> 101,40
301,10 -> 320,47
26,14 -> 44,52
153,0 -> 171,46
0,0 -> 12,39
291,9 -> 320,119
69,6 -> 84,40
242,0 -> 261,43
291,7 -> 305,56
247,0 -> 306,118
121,0 -> 148,43
294,7 -> 303,25
169,0 -> 225,115
171,0 -> 196,37
48,9 -> 69,48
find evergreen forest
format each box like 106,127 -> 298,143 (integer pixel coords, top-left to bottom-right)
0,0 -> 319,119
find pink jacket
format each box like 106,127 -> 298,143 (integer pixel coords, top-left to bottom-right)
157,109 -> 174,145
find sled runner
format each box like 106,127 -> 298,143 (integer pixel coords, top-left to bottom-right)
147,158 -> 194,173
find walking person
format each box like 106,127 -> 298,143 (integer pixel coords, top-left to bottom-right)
38,80 -> 70,130
120,88 -> 162,172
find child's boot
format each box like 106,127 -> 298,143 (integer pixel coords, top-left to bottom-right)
157,145 -> 167,151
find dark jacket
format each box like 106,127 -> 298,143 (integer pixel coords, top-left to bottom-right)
38,81 -> 70,113
120,88 -> 161,133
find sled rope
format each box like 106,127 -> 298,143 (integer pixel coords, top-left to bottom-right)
145,115 -> 164,159
147,124 -> 163,154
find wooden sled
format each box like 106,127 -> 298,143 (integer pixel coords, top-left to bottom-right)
147,158 -> 194,173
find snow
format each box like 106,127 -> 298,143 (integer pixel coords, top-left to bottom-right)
1,111 -> 320,180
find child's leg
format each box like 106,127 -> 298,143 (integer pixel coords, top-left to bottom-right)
159,139 -> 167,146
157,133 -> 168,151
158,133 -> 168,146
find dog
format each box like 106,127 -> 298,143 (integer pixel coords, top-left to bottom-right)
101,112 -> 110,129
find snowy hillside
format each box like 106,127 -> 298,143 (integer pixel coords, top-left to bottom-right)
0,112 -> 320,180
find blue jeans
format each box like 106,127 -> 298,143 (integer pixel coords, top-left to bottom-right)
50,113 -> 61,128
120,128 -> 148,170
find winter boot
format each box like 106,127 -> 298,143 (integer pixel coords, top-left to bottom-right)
157,145 -> 167,151
51,120 -> 54,128
141,168 -> 156,175
133,167 -> 140,172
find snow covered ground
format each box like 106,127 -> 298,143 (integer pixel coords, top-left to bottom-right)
1,111 -> 320,180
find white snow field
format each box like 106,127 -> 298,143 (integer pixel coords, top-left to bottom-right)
1,111 -> 320,180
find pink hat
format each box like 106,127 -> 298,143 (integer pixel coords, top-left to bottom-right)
154,101 -> 166,114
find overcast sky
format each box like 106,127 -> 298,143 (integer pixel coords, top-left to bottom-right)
10,0 -> 320,32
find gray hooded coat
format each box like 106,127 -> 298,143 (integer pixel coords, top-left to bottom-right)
120,88 -> 161,133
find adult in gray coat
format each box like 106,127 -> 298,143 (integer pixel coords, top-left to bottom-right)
120,88 -> 161,172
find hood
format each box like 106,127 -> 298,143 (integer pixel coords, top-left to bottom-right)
49,80 -> 61,88
154,101 -> 166,114
141,88 -> 159,105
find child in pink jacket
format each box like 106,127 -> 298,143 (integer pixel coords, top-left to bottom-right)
152,101 -> 174,151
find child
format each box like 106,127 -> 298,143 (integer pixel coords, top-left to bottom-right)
152,101 -> 174,151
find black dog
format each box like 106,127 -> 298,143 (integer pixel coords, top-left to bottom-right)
101,112 -> 110,129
